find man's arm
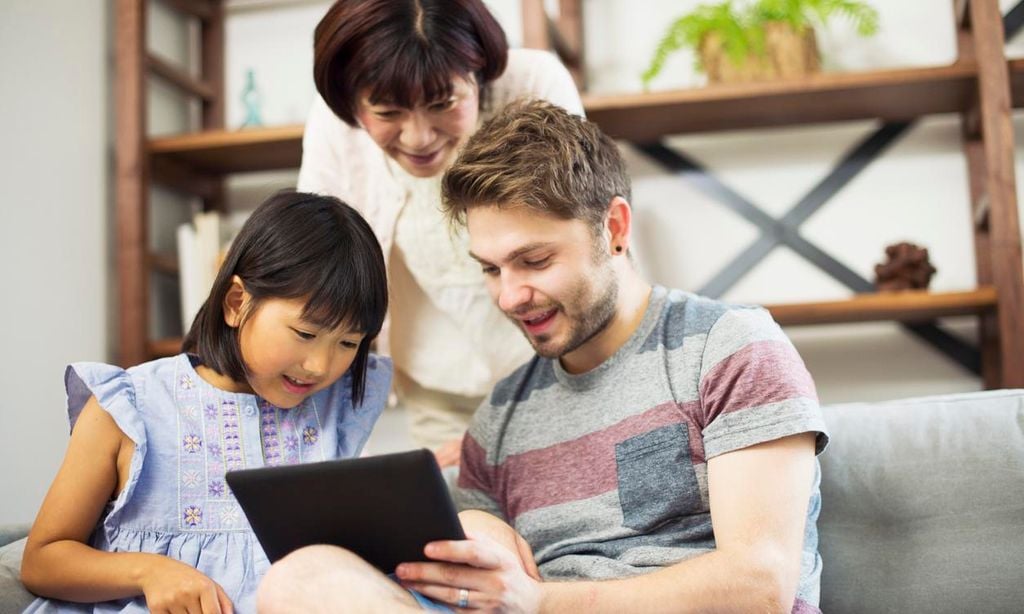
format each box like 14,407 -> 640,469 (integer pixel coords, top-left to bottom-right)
540,431 -> 817,613
398,431 -> 816,613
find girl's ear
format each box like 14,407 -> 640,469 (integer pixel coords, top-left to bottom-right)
223,275 -> 249,328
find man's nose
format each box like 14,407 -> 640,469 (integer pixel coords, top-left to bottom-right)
497,272 -> 531,314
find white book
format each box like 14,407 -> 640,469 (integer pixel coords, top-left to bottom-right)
176,222 -> 202,333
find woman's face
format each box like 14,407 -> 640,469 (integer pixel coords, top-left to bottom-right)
355,74 -> 480,178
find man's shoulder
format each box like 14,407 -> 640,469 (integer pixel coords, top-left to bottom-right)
650,287 -> 768,346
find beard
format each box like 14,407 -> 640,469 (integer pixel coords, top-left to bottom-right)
521,270 -> 619,360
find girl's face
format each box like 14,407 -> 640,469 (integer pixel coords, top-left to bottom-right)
227,288 -> 365,409
354,74 -> 480,178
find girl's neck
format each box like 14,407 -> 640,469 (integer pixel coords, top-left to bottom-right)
194,363 -> 255,395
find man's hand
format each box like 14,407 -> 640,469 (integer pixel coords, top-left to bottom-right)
434,435 -> 464,468
395,511 -> 542,612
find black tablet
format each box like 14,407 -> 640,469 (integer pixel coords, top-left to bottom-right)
225,448 -> 465,573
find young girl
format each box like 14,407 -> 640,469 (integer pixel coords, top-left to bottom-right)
20,191 -> 392,613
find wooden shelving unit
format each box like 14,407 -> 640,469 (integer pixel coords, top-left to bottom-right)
117,0 -> 1024,388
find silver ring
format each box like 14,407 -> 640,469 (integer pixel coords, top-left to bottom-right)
457,587 -> 469,608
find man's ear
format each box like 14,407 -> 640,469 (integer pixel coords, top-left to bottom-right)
223,275 -> 249,329
605,196 -> 633,255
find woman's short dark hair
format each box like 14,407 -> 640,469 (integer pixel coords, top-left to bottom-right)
313,0 -> 508,126
183,190 -> 388,406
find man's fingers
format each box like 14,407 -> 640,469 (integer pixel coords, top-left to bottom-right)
515,534 -> 542,581
426,536 -> 506,569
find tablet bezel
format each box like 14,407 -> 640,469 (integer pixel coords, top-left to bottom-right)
225,448 -> 465,572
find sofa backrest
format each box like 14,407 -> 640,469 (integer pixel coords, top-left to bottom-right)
818,389 -> 1024,613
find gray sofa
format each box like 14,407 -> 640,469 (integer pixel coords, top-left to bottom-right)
3,389 -> 1022,613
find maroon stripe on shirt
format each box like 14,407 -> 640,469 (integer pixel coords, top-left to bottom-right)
459,433 -> 493,494
487,401 -> 701,521
699,339 -> 817,426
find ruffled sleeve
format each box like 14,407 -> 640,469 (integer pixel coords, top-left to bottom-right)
65,363 -> 145,446
64,362 -> 148,527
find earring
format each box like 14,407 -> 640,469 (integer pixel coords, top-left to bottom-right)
614,245 -> 623,253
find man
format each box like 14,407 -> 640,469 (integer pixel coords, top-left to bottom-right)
258,101 -> 828,613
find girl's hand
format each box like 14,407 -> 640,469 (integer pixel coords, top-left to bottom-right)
139,555 -> 234,614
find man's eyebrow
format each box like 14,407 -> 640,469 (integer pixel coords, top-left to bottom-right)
469,242 -> 553,266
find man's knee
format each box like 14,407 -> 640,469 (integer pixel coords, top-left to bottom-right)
258,545 -> 373,612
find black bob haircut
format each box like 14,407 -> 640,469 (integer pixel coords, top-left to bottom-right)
183,190 -> 388,405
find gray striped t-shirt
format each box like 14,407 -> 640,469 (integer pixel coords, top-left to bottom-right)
456,286 -> 829,612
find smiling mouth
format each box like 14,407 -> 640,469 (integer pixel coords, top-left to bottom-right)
282,374 -> 315,393
402,148 -> 445,165
519,308 -> 558,333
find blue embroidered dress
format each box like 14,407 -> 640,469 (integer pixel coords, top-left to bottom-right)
25,353 -> 392,613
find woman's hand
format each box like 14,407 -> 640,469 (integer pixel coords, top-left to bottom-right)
139,555 -> 234,614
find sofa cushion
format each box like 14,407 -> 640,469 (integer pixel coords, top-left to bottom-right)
0,537 -> 32,614
819,389 -> 1024,613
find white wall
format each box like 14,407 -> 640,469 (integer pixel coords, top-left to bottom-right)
0,0 -> 109,525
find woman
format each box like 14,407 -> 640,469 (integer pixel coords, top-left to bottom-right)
298,0 -> 583,465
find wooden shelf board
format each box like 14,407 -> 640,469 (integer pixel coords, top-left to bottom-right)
147,64 -> 986,176
1006,57 -> 1024,108
766,287 -> 997,326
148,337 -> 183,359
149,124 -> 304,174
583,63 -> 979,142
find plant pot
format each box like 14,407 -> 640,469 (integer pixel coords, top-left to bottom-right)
699,22 -> 820,84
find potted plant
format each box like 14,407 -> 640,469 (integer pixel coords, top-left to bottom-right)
642,0 -> 879,87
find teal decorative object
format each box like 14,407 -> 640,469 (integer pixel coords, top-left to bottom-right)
240,68 -> 263,128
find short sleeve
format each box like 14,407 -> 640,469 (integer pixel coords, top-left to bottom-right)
454,413 -> 505,520
65,362 -> 145,447
697,308 -> 829,459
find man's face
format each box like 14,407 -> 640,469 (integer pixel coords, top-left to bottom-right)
467,205 -> 618,360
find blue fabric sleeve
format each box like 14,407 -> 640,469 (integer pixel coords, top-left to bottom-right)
64,363 -> 145,446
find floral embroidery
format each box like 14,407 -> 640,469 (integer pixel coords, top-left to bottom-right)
204,403 -> 218,420
182,405 -> 199,420
183,434 -> 203,453
208,442 -> 222,457
179,374 -> 194,390
303,426 -> 319,445
182,470 -> 201,488
183,505 -> 202,527
220,506 -> 240,526
284,435 -> 299,452
208,480 -> 226,497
